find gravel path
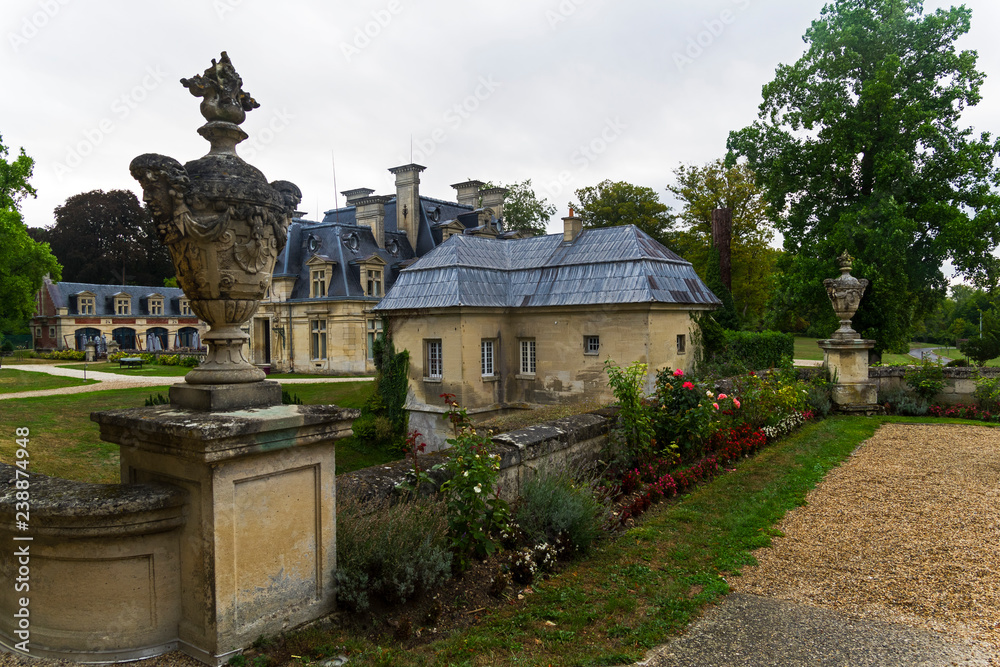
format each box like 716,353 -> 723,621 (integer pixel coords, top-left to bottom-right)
639,422 -> 1000,666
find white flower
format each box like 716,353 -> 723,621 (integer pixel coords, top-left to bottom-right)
463,470 -> 469,477
706,390 -> 714,398
474,484 -> 482,494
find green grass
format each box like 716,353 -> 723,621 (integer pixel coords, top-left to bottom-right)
271,414 -> 986,666
793,336 -> 824,361
0,368 -> 98,394
55,361 -> 373,380
0,381 -> 380,483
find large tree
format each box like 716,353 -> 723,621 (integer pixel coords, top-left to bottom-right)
484,179 -> 556,236
572,180 -> 676,247
40,189 -> 173,286
0,136 -> 61,332
727,0 -> 1000,353
667,159 -> 780,329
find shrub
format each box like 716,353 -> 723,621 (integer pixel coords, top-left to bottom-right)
730,371 -> 807,428
281,390 -> 303,405
604,359 -> 655,465
653,367 -> 738,461
958,335 -> 1000,366
904,358 -> 946,400
180,355 -> 200,367
514,472 -> 604,556
144,393 -> 169,406
1,340 -> 13,354
878,387 -> 928,416
973,375 -> 1000,413
334,495 -> 451,612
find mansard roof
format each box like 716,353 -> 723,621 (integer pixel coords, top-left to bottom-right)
45,282 -> 191,316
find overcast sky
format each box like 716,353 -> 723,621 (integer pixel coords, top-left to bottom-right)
5,0 -> 1000,239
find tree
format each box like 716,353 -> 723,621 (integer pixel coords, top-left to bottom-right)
572,180 -> 676,247
484,179 -> 556,236
667,159 -> 780,329
40,189 -> 174,286
0,136 -> 61,332
727,0 -> 1000,353
958,308 -> 1000,365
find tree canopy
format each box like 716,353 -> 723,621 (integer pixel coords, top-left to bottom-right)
484,179 -> 556,236
572,180 -> 676,247
0,136 -> 61,332
667,159 -> 780,329
727,0 -> 1000,353
36,189 -> 173,286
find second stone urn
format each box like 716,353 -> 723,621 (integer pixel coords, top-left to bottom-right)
130,52 -> 300,398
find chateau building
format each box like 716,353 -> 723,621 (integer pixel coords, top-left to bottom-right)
252,163 -> 517,374
373,213 -> 721,447
31,277 -> 206,351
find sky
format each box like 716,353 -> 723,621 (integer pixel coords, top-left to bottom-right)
4,0 -> 1000,242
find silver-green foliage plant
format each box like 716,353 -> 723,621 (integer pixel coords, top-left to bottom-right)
514,472 -> 605,555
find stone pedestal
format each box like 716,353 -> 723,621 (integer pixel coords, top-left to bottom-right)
92,403 -> 357,665
818,338 -> 878,411
84,341 -> 96,362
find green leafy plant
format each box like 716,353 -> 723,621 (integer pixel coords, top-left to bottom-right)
514,472 -> 605,556
144,393 -> 169,406
604,359 -> 656,465
281,390 -> 303,405
438,394 -> 509,571
395,430 -> 434,497
973,374 -> 1000,413
904,358 -> 946,400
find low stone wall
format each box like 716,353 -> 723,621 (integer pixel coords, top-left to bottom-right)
0,465 -> 186,661
338,410 -> 614,503
868,366 -> 1000,404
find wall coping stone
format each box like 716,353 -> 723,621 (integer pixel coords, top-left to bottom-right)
868,366 -> 1000,379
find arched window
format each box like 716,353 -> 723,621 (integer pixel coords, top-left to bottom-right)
178,327 -> 199,348
146,327 -> 169,351
74,327 -> 102,350
112,327 -> 137,350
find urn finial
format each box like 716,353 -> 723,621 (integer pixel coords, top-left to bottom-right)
180,51 -> 259,125
823,250 -> 869,341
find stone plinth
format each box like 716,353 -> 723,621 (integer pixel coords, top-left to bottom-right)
92,403 -> 357,665
818,338 -> 878,410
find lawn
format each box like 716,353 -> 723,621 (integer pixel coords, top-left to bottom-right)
0,381 -> 380,483
0,368 -> 98,394
796,336 -> 927,365
55,361 -> 373,380
264,414 -> 985,667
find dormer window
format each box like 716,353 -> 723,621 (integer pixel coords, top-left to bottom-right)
114,294 -> 131,316
147,294 -> 164,315
306,254 -> 337,299
366,269 -> 382,297
180,298 -> 192,316
76,293 -> 95,315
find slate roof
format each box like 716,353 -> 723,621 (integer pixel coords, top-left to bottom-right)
45,282 -> 192,316
374,226 -> 721,311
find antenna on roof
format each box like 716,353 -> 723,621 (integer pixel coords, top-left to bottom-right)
410,134 -> 413,163
331,150 -> 340,224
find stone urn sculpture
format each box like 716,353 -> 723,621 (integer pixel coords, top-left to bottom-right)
823,250 -> 869,340
130,52 -> 299,406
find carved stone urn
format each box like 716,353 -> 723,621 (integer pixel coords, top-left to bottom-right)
823,250 -> 869,341
130,52 -> 300,393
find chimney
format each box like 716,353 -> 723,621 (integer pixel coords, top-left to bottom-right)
354,195 -> 393,248
341,187 -> 375,205
479,186 -> 508,222
562,207 -> 582,243
451,179 -> 484,208
389,163 -> 426,250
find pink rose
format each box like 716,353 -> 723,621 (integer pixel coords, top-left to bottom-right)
712,403 -> 720,410
718,393 -> 728,400
673,368 -> 684,377
734,399 -> 741,408
683,381 -> 694,390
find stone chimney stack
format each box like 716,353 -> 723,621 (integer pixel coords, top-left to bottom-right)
389,164 -> 425,251
479,186 -> 508,222
354,195 -> 392,248
341,187 -> 375,205
451,179 -> 485,209
562,207 -> 582,243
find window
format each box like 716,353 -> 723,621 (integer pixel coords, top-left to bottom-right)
78,296 -> 95,315
49,327 -> 55,338
520,339 -> 536,375
149,298 -> 163,315
180,299 -> 192,316
366,269 -> 383,297
367,319 -> 383,359
677,334 -> 686,354
311,319 -> 327,359
311,269 -> 327,298
584,335 -> 600,355
425,339 -> 442,379
481,339 -> 495,377
115,297 -> 131,315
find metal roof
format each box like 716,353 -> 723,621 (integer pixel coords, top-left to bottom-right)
374,226 -> 720,311
46,282 -> 192,316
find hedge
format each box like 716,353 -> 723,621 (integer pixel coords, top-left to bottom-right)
722,330 -> 794,370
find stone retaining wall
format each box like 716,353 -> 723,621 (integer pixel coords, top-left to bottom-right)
868,366 -> 1000,404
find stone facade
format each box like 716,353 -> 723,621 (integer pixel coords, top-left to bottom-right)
31,277 -> 207,352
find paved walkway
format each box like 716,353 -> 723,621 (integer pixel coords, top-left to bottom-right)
0,363 -> 372,401
909,346 -> 953,363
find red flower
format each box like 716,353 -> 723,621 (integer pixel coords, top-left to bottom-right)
683,381 -> 695,390
673,368 -> 684,377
